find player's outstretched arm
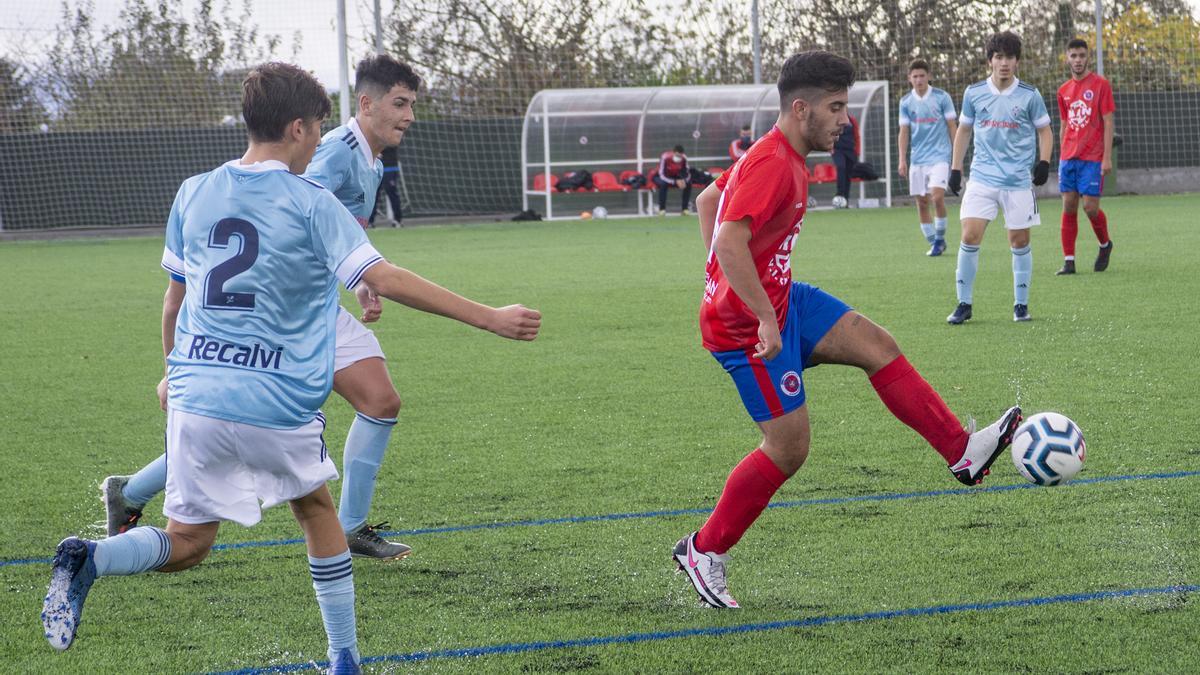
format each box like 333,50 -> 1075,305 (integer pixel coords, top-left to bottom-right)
359,262 -> 541,341
696,182 -> 722,251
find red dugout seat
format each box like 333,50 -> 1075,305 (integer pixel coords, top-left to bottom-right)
811,163 -> 837,183
592,171 -> 626,192
532,173 -> 558,191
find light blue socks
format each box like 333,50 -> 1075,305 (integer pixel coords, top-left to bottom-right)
92,526 -> 171,576
956,244 -> 980,304
310,551 -> 358,665
1012,245 -> 1032,305
935,217 -> 947,240
338,413 -> 397,533
919,222 -> 936,244
123,453 -> 167,506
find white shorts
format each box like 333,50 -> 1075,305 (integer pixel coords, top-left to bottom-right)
908,162 -> 949,196
960,181 -> 1042,230
334,306 -> 385,372
163,409 -> 338,527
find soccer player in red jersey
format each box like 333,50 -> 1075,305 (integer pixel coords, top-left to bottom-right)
675,51 -> 1022,609
1056,38 -> 1116,275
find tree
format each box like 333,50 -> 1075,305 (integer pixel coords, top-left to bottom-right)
0,58 -> 48,132
37,0 -> 295,130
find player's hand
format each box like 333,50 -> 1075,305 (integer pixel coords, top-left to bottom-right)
1032,160 -> 1050,186
676,179 -> 686,189
156,376 -> 168,412
897,160 -> 907,178
1101,158 -> 1112,176
948,169 -> 962,196
356,284 -> 383,323
753,317 -> 782,360
488,304 -> 542,341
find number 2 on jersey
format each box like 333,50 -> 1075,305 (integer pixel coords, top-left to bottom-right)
204,218 -> 259,311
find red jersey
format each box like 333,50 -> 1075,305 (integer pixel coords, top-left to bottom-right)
1057,73 -> 1115,162
658,151 -> 688,180
701,126 -> 809,352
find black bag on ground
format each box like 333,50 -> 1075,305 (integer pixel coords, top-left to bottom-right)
511,209 -> 542,221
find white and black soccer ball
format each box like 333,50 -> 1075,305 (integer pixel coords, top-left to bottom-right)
1010,412 -> 1086,486
592,206 -> 608,219
831,195 -> 848,209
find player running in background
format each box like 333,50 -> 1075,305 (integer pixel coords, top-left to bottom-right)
43,62 -> 540,668
947,31 -> 1053,324
104,55 -> 430,560
897,58 -> 958,256
1056,38 -> 1115,275
680,51 -> 1020,609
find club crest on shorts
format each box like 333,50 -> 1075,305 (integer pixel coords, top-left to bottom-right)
780,371 -> 802,397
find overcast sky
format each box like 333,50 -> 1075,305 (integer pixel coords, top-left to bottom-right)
0,0 -> 379,89
3,0 -> 1199,91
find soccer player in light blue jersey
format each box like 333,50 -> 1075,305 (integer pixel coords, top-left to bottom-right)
897,58 -> 957,257
947,31 -> 1053,324
104,55 -> 430,560
43,63 -> 540,668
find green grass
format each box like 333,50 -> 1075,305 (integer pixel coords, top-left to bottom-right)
1,194 -> 1198,673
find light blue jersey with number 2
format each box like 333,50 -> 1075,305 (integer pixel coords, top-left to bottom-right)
160,159 -> 384,429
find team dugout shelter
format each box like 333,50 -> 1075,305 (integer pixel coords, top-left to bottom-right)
522,82 -> 892,220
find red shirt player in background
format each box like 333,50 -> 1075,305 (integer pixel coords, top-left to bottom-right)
674,50 -> 1022,609
1056,37 -> 1116,275
728,124 -> 754,161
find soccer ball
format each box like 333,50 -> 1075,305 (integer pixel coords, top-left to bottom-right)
592,206 -> 608,219
831,195 -> 848,209
1010,412 -> 1086,486
579,211 -> 592,220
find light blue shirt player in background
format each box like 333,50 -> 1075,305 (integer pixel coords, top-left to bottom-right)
897,58 -> 958,256
306,116 -> 383,227
947,31 -> 1054,326
42,63 -> 542,672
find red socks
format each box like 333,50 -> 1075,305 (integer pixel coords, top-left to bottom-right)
869,356 -> 968,464
1061,212 -> 1079,257
1088,209 -> 1110,246
695,449 -> 787,555
1063,210 -> 1110,255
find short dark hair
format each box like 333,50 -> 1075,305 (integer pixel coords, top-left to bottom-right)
355,54 -> 422,96
909,58 -> 930,73
1067,38 -> 1089,51
242,62 -> 331,143
673,145 -> 686,154
986,31 -> 1022,61
778,50 -> 856,110
741,124 -> 752,131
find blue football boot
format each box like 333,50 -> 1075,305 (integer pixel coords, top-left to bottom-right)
42,537 -> 98,651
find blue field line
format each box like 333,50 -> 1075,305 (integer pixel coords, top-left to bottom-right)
4,470 -> 1198,570
213,584 -> 1199,674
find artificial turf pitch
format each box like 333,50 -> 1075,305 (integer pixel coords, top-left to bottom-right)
1,194 -> 1197,672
